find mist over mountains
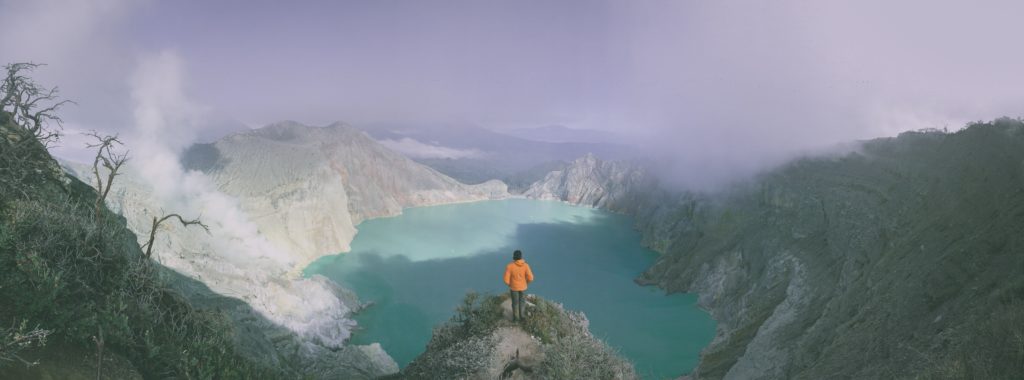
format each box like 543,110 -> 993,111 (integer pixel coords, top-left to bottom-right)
10,0 -> 1024,190
357,122 -> 641,190
4,0 -> 1024,379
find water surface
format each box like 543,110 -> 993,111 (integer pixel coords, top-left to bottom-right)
305,199 -> 715,379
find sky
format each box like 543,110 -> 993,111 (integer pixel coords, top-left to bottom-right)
2,0 -> 1023,187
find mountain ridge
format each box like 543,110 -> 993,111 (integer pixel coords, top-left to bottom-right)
63,120 -> 510,378
524,119 -> 1024,379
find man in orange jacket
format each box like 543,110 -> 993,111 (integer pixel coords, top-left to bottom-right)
503,249 -> 534,322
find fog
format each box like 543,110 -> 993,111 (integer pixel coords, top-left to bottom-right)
2,0 -> 1023,189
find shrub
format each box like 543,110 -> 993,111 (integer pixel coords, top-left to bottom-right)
917,299 -> 1024,380
538,331 -> 636,380
0,178 -> 278,378
402,292 -> 637,379
402,292 -> 503,379
0,320 -> 50,367
518,296 -> 577,345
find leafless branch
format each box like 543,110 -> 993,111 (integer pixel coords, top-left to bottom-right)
0,320 -> 50,368
142,213 -> 210,259
85,131 -> 129,223
1,62 -> 73,147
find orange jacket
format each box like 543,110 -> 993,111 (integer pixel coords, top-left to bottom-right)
503,259 -> 534,291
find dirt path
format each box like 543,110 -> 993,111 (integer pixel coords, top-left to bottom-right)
472,297 -> 544,379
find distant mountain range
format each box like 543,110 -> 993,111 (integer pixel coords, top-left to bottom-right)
356,122 -> 639,191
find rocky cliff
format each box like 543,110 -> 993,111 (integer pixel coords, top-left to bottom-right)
182,120 -> 508,269
523,153 -> 701,254
523,153 -> 656,210
526,119 -> 1024,379
393,293 -> 636,380
63,121 -> 509,378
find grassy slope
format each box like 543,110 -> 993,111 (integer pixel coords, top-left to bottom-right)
0,115 -> 279,378
639,119 -> 1024,378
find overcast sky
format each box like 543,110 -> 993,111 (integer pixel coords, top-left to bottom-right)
2,0 -> 1023,186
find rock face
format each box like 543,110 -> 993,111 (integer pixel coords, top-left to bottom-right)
396,293 -> 636,380
523,153 -> 657,210
63,121 -> 509,378
525,120 -> 1024,379
523,153 -> 698,253
183,120 -> 508,270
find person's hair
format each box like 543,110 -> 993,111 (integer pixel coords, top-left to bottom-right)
513,250 -> 522,260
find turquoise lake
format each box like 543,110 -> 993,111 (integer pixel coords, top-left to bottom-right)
304,199 -> 716,379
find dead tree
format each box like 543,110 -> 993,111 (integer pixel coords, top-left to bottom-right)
0,62 -> 73,196
141,214 -> 209,259
85,131 -> 128,222
1,63 -> 73,147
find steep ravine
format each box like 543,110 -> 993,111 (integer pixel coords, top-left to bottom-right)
524,120 -> 1024,379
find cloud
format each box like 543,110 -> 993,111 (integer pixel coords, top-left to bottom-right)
127,50 -> 293,266
377,137 -> 483,159
7,0 -> 1024,191
606,0 -> 1024,189
0,0 -> 137,130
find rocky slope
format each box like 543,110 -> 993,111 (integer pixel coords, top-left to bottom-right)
63,121 -> 509,378
2,110 -> 278,378
525,119 -> 1024,379
182,120 -> 508,269
394,293 -> 636,380
522,153 -> 658,210
523,153 -> 700,254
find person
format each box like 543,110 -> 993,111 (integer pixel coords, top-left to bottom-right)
503,249 -> 534,322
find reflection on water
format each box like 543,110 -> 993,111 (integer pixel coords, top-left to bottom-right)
305,199 -> 715,379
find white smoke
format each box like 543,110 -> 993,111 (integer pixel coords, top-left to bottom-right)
127,50 -> 294,266
119,51 -> 365,350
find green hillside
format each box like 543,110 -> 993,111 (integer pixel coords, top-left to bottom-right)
0,108 -> 277,378
637,119 -> 1024,379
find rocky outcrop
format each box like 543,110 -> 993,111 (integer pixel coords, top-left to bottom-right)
183,120 -> 508,270
523,153 -> 657,211
63,121 -> 509,378
523,153 -> 702,253
396,293 -> 636,380
525,119 -> 1024,379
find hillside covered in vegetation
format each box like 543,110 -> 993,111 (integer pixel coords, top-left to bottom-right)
0,65 -> 278,379
393,292 -> 636,380
528,119 -> 1024,379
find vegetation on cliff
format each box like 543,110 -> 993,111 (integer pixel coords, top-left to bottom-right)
395,292 -> 636,379
524,119 -> 1024,379
634,120 -> 1024,379
0,63 -> 276,379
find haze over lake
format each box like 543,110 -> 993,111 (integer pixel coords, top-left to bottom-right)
305,199 -> 716,379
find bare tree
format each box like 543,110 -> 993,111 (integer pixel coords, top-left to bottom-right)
0,62 -> 73,197
141,213 -> 210,259
85,131 -> 128,222
1,62 -> 73,147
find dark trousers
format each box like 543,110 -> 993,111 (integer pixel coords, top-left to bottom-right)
510,290 -> 525,320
